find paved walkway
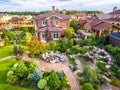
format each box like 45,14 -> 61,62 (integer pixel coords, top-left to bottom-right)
0,55 -> 16,62
21,52 -> 81,90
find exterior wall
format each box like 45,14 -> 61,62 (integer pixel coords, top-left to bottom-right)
36,17 -> 70,29
38,31 -> 60,41
59,20 -> 69,29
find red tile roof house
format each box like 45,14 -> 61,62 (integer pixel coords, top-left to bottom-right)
33,6 -> 71,42
94,7 -> 120,28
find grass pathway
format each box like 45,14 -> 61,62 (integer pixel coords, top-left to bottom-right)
0,55 -> 16,62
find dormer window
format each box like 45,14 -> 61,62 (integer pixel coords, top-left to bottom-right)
42,20 -> 47,26
56,20 -> 59,26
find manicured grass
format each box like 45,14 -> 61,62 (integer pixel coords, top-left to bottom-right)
0,58 -> 37,90
0,45 -> 14,59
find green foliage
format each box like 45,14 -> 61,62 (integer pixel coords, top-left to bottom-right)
15,61 -> 29,78
5,36 -> 10,46
47,70 -> 61,90
24,32 -> 32,43
105,45 -> 120,67
64,27 -> 75,38
97,62 -> 106,71
57,38 -> 73,53
7,71 -> 18,85
28,36 -> 47,58
78,77 -> 85,85
7,60 -> 37,86
111,79 -> 120,87
82,83 -> 94,90
0,58 -> 37,90
2,31 -> 17,43
70,19 -> 78,32
99,51 -> 105,56
60,77 -> 68,87
78,36 -> 97,46
37,79 -> 47,89
48,41 -> 57,51
82,66 -> 98,85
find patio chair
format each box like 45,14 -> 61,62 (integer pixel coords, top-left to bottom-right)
42,54 -> 46,60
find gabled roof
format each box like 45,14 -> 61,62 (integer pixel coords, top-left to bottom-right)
36,26 -> 63,32
78,20 -> 87,26
95,14 -> 111,20
89,19 -> 103,27
104,18 -> 120,22
109,9 -> 120,14
34,12 -> 71,20
92,22 -> 112,31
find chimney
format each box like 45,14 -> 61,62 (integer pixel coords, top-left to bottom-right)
62,9 -> 66,15
52,6 -> 55,13
113,7 -> 117,12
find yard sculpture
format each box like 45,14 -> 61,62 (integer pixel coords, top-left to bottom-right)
14,42 -> 19,55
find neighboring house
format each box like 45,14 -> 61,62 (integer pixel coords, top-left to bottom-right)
33,6 -> 71,42
106,32 -> 120,47
0,13 -> 12,30
9,15 -> 33,29
70,13 -> 87,20
94,7 -> 120,28
78,19 -> 91,31
90,19 -> 119,37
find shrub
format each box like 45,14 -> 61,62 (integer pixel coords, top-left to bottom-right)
69,56 -> 76,61
16,61 -> 29,78
111,79 -> 120,87
7,71 -> 18,85
82,83 -> 94,90
60,77 -> 68,87
0,42 -> 4,47
21,77 -> 32,86
78,77 -> 85,85
99,51 -> 105,56
37,79 -> 47,89
82,66 -> 98,85
33,68 -> 43,83
97,61 -> 106,71
44,86 -> 50,90
7,60 -> 37,85
47,70 -> 61,90
64,27 -> 75,38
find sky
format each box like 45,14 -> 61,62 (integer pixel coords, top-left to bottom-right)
0,0 -> 120,13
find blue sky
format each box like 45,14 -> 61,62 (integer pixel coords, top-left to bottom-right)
0,0 -> 120,13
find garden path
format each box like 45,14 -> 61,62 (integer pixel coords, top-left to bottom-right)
0,55 -> 16,62
21,51 -> 81,90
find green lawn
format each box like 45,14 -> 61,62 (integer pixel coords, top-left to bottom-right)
0,45 -> 14,59
0,58 -> 37,90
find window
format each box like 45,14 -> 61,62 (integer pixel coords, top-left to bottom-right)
56,20 -> 59,26
53,32 -> 59,40
42,32 -> 46,40
50,21 -> 53,27
42,20 -> 47,26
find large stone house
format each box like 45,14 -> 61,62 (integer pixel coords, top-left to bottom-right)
33,6 -> 71,42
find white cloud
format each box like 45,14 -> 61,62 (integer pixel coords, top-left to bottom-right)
0,0 -> 120,12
